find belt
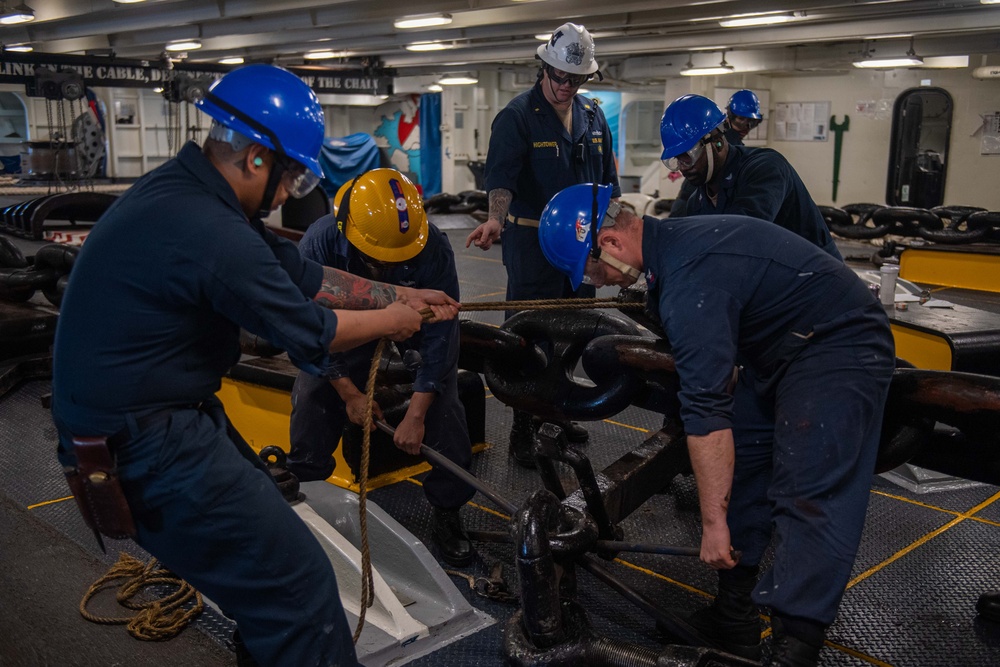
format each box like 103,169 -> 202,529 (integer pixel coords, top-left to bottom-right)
506,214 -> 540,228
107,403 -> 201,450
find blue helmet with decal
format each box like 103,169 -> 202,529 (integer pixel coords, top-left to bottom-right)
659,94 -> 726,161
196,64 -> 325,190
538,183 -> 613,289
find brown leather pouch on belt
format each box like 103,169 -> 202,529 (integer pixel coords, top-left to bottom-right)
65,436 -> 137,541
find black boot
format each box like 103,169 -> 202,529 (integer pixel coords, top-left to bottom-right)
977,592 -> 1000,623
532,416 -> 589,444
660,565 -> 761,660
767,615 -> 825,667
509,410 -> 537,468
431,507 -> 474,567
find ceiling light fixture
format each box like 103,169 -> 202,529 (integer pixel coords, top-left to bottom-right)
304,50 -> 338,60
853,37 -> 922,68
535,33 -> 552,41
405,41 -> 454,52
5,43 -> 32,52
427,84 -> 444,92
719,13 -> 794,28
981,0 -> 1000,5
113,0 -> 149,4
0,3 -> 34,25
438,75 -> 478,85
680,52 -> 735,77
165,40 -> 202,52
394,13 -> 452,29
218,56 -> 244,65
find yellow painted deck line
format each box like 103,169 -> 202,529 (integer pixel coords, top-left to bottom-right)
848,490 -> 1000,589
612,557 -> 712,600
461,254 -> 502,264
27,495 -> 73,510
826,641 -> 895,666
602,418 -> 650,433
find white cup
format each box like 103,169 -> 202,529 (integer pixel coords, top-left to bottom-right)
879,264 -> 900,306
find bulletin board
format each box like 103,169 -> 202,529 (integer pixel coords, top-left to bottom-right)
773,102 -> 830,142
714,88 -> 769,143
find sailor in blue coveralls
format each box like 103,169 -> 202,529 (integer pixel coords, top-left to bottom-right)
287,168 -> 476,567
50,66 -> 458,667
660,94 -> 851,662
537,183 -> 894,667
465,22 -> 619,463
664,94 -> 841,259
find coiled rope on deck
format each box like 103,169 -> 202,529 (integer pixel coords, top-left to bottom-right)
351,296 -> 638,640
80,552 -> 204,641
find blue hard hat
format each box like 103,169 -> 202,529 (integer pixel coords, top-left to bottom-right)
728,89 -> 762,119
538,183 -> 613,290
196,64 -> 325,179
659,94 -> 726,161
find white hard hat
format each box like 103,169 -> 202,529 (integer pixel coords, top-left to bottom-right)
536,23 -> 598,75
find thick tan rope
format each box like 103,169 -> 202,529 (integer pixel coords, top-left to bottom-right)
459,297 -> 642,312
80,552 -> 204,641
352,337 -> 386,643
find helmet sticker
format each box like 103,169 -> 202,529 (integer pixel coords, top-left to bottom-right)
388,178 -> 410,233
575,217 -> 591,242
565,43 -> 585,67
550,30 -> 564,47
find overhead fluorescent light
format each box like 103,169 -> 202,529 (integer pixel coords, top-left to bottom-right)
165,40 -> 202,52
681,53 -> 734,77
427,84 -> 443,92
534,33 -> 552,41
304,50 -> 338,60
681,65 -> 736,76
438,75 -> 478,85
0,3 -> 34,25
719,13 -> 794,28
981,0 -> 1000,4
405,41 -> 453,52
5,43 -> 32,52
218,56 -> 244,65
394,13 -> 451,29
853,54 -> 922,68
113,0 -> 149,4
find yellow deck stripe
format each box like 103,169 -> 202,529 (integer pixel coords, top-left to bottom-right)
27,495 -> 73,510
601,418 -> 650,433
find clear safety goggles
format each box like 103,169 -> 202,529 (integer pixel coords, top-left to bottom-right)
275,154 -> 320,199
729,114 -> 762,131
662,141 -> 706,172
546,66 -> 590,88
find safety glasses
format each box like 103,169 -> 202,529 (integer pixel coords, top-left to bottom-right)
662,141 -> 706,172
275,154 -> 320,199
729,114 -> 762,131
546,66 -> 590,88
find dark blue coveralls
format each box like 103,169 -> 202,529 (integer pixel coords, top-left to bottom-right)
286,217 -> 476,510
685,144 -> 842,260
484,81 -> 620,315
51,142 -> 358,667
641,214 -> 894,625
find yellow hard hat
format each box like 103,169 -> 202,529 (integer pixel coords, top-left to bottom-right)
333,169 -> 429,263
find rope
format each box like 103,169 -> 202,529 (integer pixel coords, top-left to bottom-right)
352,338 -> 386,643
459,297 -> 643,312
80,552 -> 204,641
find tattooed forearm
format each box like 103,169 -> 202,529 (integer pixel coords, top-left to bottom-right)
488,188 -> 513,222
314,266 -> 397,310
